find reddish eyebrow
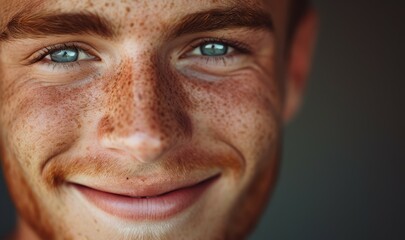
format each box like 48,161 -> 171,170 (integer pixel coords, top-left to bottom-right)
0,12 -> 115,41
0,5 -> 273,41
172,6 -> 273,36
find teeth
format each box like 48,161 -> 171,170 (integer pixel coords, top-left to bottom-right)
134,196 -> 154,199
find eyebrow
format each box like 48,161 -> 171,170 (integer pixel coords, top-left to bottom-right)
172,6 -> 273,36
0,12 -> 115,41
0,6 -> 272,41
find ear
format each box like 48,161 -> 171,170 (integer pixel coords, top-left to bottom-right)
282,8 -> 318,123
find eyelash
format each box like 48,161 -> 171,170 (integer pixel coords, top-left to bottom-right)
30,38 -> 251,68
30,42 -> 94,69
187,37 -> 251,63
189,37 -> 251,54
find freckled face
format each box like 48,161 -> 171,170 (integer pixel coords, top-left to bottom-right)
0,0 -> 291,239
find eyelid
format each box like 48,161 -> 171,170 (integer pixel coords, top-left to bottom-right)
189,43 -> 235,56
28,42 -> 99,64
180,37 -> 252,59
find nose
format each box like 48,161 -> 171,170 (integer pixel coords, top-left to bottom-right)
101,130 -> 169,164
98,57 -> 191,163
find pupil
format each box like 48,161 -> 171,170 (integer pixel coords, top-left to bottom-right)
200,43 -> 228,56
50,48 -> 78,63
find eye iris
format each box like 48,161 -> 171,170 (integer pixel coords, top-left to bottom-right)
50,48 -> 78,63
200,43 -> 228,56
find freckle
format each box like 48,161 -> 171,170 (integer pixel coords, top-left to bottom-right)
130,22 -> 134,27
126,177 -> 129,180
105,2 -> 109,6
98,115 -> 114,135
126,6 -> 131,13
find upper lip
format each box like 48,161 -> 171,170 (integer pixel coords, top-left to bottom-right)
68,173 -> 220,198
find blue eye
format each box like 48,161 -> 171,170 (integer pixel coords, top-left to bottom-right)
200,43 -> 228,56
189,41 -> 235,57
38,44 -> 96,64
50,48 -> 79,63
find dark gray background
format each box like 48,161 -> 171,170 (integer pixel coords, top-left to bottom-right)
1,0 -> 404,239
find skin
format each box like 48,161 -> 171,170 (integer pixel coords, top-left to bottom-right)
0,0 -> 317,239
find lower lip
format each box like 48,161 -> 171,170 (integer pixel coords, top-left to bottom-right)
73,176 -> 218,221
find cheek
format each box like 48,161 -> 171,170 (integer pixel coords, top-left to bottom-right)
0,83 -> 96,170
184,74 -> 281,237
187,74 -> 280,165
0,144 -> 56,239
0,81 -> 103,238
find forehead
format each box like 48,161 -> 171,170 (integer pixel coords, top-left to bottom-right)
24,0 -> 288,12
0,0 -> 290,33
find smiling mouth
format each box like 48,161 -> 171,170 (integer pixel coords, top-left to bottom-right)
72,174 -> 220,221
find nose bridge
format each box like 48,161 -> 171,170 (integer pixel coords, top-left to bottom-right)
98,56 -> 189,162
129,59 -> 164,136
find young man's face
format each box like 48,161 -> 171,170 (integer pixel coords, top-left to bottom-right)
0,0 -> 309,239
